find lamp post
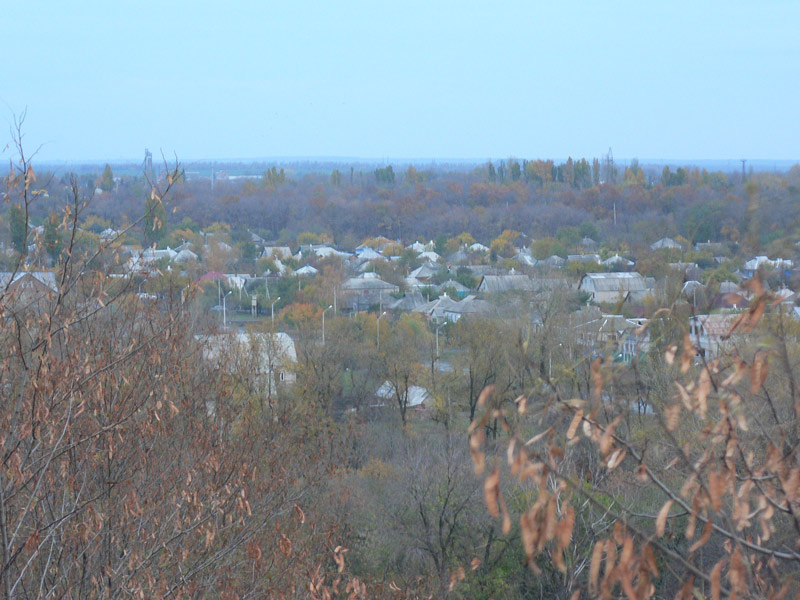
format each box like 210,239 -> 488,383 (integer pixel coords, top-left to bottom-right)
322,305 -> 333,345
271,296 -> 281,327
222,290 -> 232,329
377,311 -> 387,351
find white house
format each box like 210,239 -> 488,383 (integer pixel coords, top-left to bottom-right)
199,332 -> 297,399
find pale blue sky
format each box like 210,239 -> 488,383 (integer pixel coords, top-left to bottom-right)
4,1 -> 799,161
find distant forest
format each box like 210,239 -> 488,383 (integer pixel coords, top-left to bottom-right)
27,157 -> 800,256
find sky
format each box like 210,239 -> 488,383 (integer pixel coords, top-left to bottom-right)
4,1 -> 800,162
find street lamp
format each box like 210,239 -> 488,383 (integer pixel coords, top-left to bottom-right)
376,311 -> 387,351
322,305 -> 333,345
222,290 -> 233,329
271,296 -> 281,327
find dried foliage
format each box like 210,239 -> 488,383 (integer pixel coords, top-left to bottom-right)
468,278 -> 800,599
0,133 -> 349,599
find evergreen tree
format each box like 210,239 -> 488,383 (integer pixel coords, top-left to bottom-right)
98,163 -> 114,192
8,203 -> 27,255
44,213 -> 62,261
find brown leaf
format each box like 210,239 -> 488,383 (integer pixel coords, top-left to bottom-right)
656,500 -> 673,537
591,357 -> 604,398
722,357 -> 747,388
589,540 -> 604,595
697,367 -> 711,419
689,517 -> 713,553
500,492 -> 512,534
665,344 -> 677,365
710,559 -> 724,600
681,333 -> 694,373
709,471 -> 723,513
294,503 -> 306,524
477,385 -> 494,408
567,409 -> 583,440
664,403 -> 681,431
743,296 -> 765,332
484,469 -> 500,517
470,557 -> 481,570
606,448 -> 626,470
525,425 -> 555,447
750,352 -> 768,395
599,416 -> 622,457
556,505 -> 575,549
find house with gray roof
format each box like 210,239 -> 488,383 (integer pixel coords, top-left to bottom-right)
650,237 -> 683,251
578,272 -> 654,304
477,274 -> 534,294
341,274 -> 399,311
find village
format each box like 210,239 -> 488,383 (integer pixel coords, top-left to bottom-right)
3,222 -> 795,416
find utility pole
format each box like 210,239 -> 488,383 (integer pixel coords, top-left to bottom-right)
377,311 -> 387,351
322,305 -> 332,345
741,159 -> 746,183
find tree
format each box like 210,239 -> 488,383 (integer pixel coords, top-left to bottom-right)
98,163 -> 114,192
380,314 -> 430,426
8,203 -> 27,254
468,284 -> 800,599
43,212 -> 62,261
375,165 -> 395,185
0,137 -> 346,599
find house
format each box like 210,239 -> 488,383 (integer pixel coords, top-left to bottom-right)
174,248 -> 199,262
0,271 -> 58,310
387,291 -> 428,312
261,246 -> 292,260
602,254 -> 634,269
650,237 -> 683,251
446,249 -> 470,265
417,250 -> 441,263
477,274 -> 534,294
741,256 -> 793,279
573,310 -> 650,362
375,381 -> 432,410
581,237 -> 598,251
578,272 -> 654,304
442,294 -> 493,322
406,241 -> 427,253
436,279 -> 471,298
355,247 -> 384,261
413,293 -> 462,323
513,251 -> 536,267
469,242 -> 489,253
690,313 -> 743,359
199,331 -> 297,399
341,274 -> 400,311
567,254 -> 601,264
536,255 -> 566,270
296,264 -> 318,277
695,241 -> 726,253
408,263 -> 438,282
